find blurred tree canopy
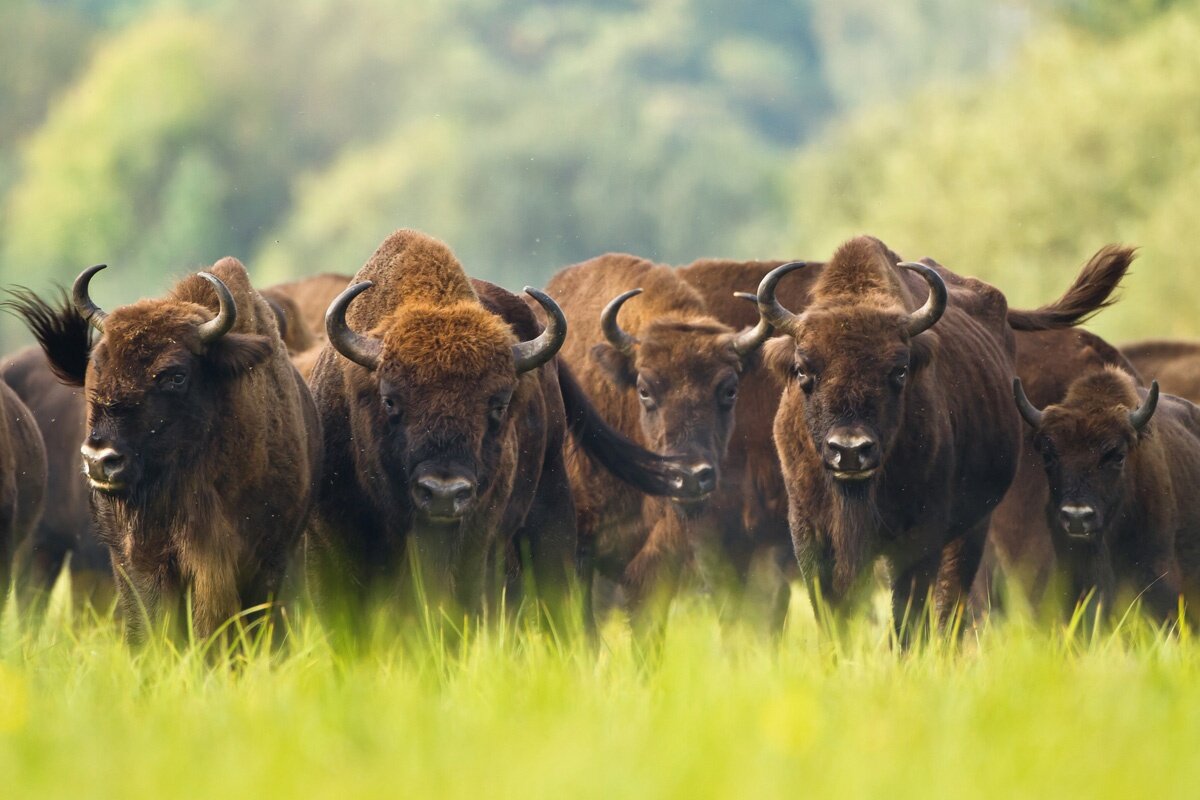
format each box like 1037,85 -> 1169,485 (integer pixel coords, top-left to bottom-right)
0,0 -> 1026,319
768,2 -> 1200,340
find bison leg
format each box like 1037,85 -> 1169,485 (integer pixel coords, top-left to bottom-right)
519,453 -> 579,634
890,553 -> 940,648
933,519 -> 989,634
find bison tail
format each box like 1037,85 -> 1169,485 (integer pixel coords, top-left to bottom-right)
1006,245 -> 1136,332
557,362 -> 685,497
2,287 -> 92,386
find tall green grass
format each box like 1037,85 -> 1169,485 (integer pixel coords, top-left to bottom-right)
1,575 -> 1197,800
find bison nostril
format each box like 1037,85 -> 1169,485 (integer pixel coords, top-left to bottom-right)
413,475 -> 475,518
81,443 -> 127,484
690,463 -> 717,493
1059,504 -> 1097,533
824,433 -> 879,472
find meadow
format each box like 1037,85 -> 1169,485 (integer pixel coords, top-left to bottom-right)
2,579 -> 1197,800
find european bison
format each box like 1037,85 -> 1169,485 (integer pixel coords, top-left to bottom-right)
0,339 -> 109,606
262,274 -> 352,380
307,230 -> 690,620
757,236 -> 1022,637
1013,367 -> 1200,621
0,377 -> 46,607
11,259 -> 322,641
1120,340 -> 1200,404
544,254 -> 806,627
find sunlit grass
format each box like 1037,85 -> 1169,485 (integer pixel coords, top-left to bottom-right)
1,571 -> 1198,800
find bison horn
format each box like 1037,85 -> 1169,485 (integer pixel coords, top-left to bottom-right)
600,289 -> 641,355
326,281 -> 382,371
1012,378 -> 1044,429
897,262 -> 947,337
196,272 -> 237,344
514,287 -> 567,374
1129,380 -> 1160,432
730,292 -> 774,359
72,264 -> 110,332
755,261 -> 810,331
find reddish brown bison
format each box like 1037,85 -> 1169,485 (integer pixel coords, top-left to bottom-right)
307,230 -> 691,619
0,377 -> 46,607
11,259 -> 322,641
1120,340 -> 1200,404
544,254 -> 809,627
757,236 -> 1022,636
1013,367 -> 1200,620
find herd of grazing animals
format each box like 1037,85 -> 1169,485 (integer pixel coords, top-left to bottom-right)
1,227 -> 1198,642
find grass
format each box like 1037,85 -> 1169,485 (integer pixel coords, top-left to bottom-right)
1,578 -> 1198,800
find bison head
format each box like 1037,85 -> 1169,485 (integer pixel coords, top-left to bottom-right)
757,247 -> 945,485
326,281 -> 565,525
73,265 -> 273,498
1014,368 -> 1158,540
588,289 -> 772,503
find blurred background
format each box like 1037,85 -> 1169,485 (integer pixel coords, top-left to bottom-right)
0,0 -> 1193,345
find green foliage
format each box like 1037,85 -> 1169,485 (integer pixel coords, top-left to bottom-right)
767,4 -> 1200,341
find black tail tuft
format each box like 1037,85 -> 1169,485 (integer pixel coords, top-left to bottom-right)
1007,245 -> 1136,332
2,287 -> 93,386
557,361 -> 689,497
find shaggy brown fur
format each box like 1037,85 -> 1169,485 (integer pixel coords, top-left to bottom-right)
10,259 -> 322,642
1120,340 -> 1200,404
1018,366 -> 1200,620
0,346 -> 109,606
762,236 -> 1021,636
263,273 -> 353,339
0,378 -> 46,607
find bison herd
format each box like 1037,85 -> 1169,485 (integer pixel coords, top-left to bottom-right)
0,228 -> 1195,643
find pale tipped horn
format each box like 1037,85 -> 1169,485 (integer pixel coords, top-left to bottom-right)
195,272 -> 237,344
897,262 -> 947,337
600,289 -> 641,355
1129,380 -> 1160,432
730,292 -> 774,359
72,264 -> 109,332
514,287 -> 567,374
325,281 -> 382,371
1012,378 -> 1044,429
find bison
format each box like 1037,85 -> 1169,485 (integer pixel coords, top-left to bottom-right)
0,377 -> 46,608
543,254 -> 810,628
756,236 -> 1022,637
10,259 -> 322,641
1013,367 -> 1200,621
1120,340 -> 1200,404
307,230 -> 691,622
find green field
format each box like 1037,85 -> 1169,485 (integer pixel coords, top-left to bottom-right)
2,582 -> 1197,800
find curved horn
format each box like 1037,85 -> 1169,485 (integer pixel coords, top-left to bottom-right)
1129,380 -> 1160,432
897,262 -> 947,337
196,272 -> 237,344
325,281 -> 382,371
72,264 -> 109,332
756,261 -> 810,332
514,287 -> 567,374
600,289 -> 641,355
730,291 -> 774,359
1012,378 -> 1044,429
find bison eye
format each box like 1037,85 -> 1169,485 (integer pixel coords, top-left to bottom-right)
159,370 -> 189,392
717,381 -> 738,408
637,381 -> 657,410
890,365 -> 908,388
1101,448 -> 1126,468
792,363 -> 814,392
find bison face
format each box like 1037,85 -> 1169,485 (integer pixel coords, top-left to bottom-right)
74,270 -> 272,498
1014,375 -> 1158,541
327,282 -> 566,526
766,310 -> 932,484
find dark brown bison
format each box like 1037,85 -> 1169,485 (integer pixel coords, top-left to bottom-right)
307,230 -> 691,619
543,254 -> 810,627
0,377 -> 46,607
10,259 -> 322,641
757,236 -> 1022,636
1012,367 -> 1200,621
1120,340 -> 1200,404
0,340 -> 109,606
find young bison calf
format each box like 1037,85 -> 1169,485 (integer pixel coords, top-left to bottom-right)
1014,367 -> 1200,621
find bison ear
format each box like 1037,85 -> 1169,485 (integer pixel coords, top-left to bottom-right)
909,332 -> 937,374
761,336 -> 795,384
205,333 -> 274,377
590,342 -> 637,388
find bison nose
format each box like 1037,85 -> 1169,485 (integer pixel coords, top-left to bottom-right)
1058,504 -> 1098,537
824,430 -> 879,477
80,442 -> 127,486
413,475 -> 476,520
688,462 -> 717,494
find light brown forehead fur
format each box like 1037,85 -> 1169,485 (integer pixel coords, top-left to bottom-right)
377,301 -> 517,384
809,235 -> 914,313
1044,366 -> 1143,437
637,315 -> 741,374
